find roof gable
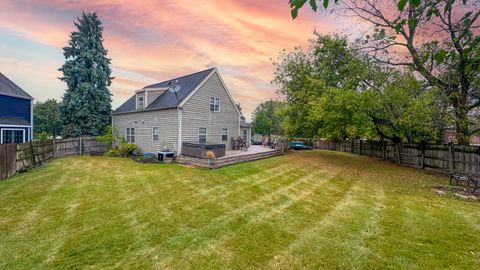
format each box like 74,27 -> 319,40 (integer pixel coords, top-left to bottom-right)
0,72 -> 33,100
179,70 -> 241,116
113,68 -> 215,114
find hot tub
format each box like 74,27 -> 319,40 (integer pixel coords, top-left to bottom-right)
182,142 -> 226,158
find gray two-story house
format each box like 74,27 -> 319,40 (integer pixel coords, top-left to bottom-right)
112,68 -> 251,154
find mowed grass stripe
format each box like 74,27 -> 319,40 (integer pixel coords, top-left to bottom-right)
175,169 -> 337,254
0,151 -> 479,269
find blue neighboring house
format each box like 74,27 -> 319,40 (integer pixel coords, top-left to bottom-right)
0,72 -> 33,144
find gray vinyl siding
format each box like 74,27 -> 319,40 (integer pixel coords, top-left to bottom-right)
112,108 -> 178,153
181,73 -> 240,150
146,90 -> 165,107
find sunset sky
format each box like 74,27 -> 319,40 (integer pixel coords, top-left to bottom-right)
0,0 -> 352,120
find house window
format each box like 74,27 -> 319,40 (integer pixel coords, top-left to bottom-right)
152,127 -> 159,141
198,128 -> 207,144
138,96 -> 144,108
243,129 -> 248,141
126,128 -> 135,143
210,97 -> 220,112
1,129 -> 24,144
221,128 -> 228,141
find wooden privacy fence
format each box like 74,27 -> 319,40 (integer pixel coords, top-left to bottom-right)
315,139 -> 480,176
0,144 -> 16,180
0,137 -> 107,180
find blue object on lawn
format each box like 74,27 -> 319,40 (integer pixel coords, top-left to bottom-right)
144,152 -> 156,157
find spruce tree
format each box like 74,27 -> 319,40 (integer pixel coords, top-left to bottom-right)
59,12 -> 112,137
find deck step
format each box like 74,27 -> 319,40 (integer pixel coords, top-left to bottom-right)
211,151 -> 282,168
177,150 -> 282,169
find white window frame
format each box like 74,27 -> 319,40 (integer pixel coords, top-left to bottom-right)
137,95 -> 145,108
152,127 -> 159,141
125,127 -> 135,143
221,128 -> 228,141
210,97 -> 220,112
198,128 -> 207,144
1,128 -> 25,144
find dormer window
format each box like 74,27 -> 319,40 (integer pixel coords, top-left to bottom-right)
138,96 -> 144,108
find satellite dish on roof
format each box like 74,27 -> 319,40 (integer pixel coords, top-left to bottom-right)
168,80 -> 181,100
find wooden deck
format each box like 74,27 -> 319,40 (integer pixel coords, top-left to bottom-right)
177,146 -> 282,168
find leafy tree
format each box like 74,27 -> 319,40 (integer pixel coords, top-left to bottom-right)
273,34 -> 376,138
59,12 -> 113,137
252,111 -> 272,138
273,33 -> 449,143
251,100 -> 284,139
309,88 -> 375,140
33,99 -> 63,137
289,0 -> 480,144
364,72 -> 450,143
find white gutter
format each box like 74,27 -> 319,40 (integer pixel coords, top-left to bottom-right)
30,99 -> 34,141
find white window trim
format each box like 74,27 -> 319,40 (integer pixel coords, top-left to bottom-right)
210,97 -> 220,112
221,128 -> 228,141
1,128 -> 26,144
152,127 -> 159,142
198,127 -> 207,144
125,127 -> 135,143
137,95 -> 145,109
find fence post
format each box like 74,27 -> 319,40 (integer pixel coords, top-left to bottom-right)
448,143 -> 455,174
394,142 -> 401,164
351,139 -> 354,154
359,140 -> 363,155
419,141 -> 426,169
369,140 -> 373,157
52,138 -> 56,158
382,141 -> 386,160
79,137 -> 83,155
30,141 -> 35,167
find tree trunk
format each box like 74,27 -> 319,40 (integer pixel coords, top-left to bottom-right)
454,103 -> 469,145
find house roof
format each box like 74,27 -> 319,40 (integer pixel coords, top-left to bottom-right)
113,68 -> 215,115
0,72 -> 33,100
0,116 -> 30,126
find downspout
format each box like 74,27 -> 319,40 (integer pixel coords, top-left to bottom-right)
30,99 -> 34,141
177,106 -> 182,154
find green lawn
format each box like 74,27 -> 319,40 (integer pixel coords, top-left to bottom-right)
0,151 -> 479,269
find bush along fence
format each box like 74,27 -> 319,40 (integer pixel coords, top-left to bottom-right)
315,139 -> 480,176
0,137 -> 107,180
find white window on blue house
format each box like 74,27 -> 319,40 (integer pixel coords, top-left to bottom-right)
210,97 -> 220,112
1,129 -> 25,144
198,128 -> 207,144
126,128 -> 135,143
152,127 -> 159,141
221,128 -> 228,141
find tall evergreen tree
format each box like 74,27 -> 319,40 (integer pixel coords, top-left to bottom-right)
59,12 -> 112,137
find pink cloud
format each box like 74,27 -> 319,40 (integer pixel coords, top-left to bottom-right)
0,0 -> 345,119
